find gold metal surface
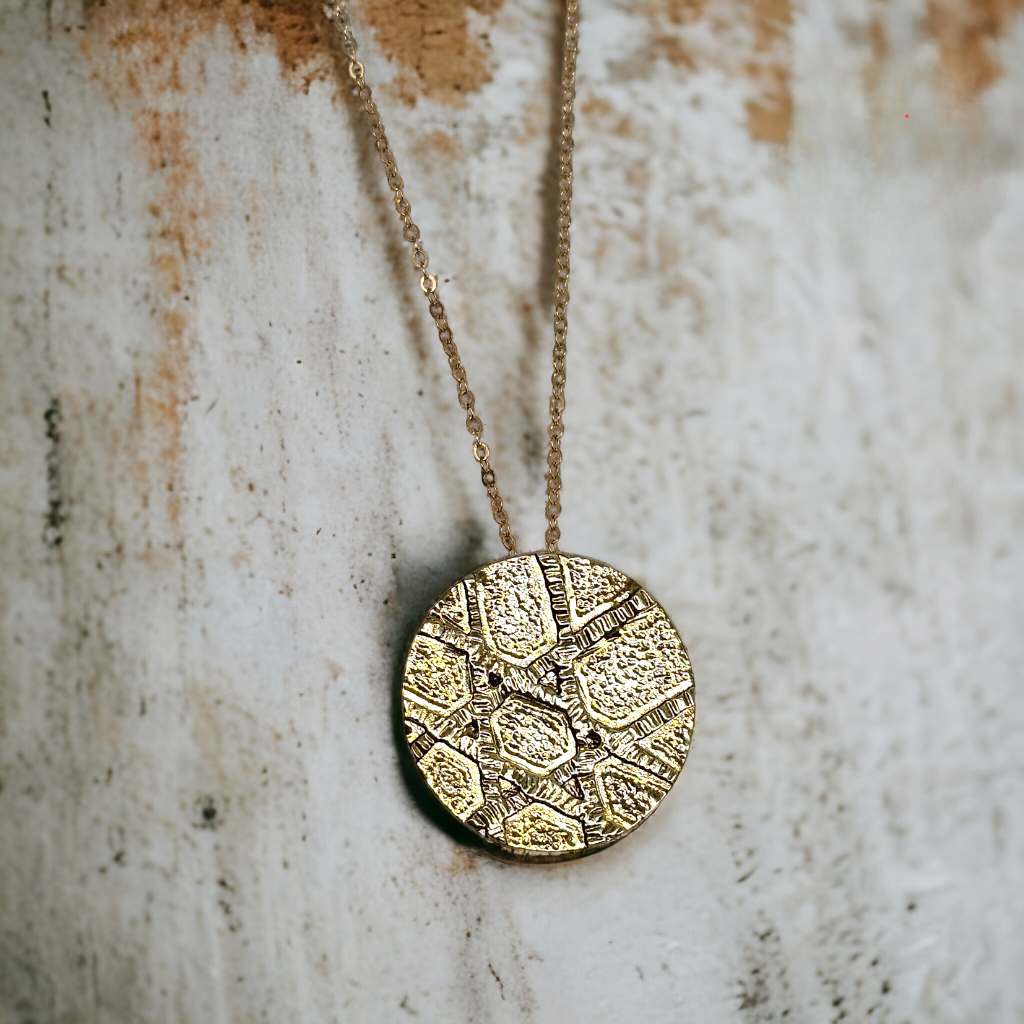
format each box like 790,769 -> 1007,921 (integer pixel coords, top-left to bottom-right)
402,553 -> 695,860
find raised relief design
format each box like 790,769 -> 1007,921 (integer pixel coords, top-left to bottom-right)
562,555 -> 629,628
638,705 -> 694,773
418,742 -> 485,820
574,607 -> 693,729
402,554 -> 695,859
594,758 -> 670,830
476,556 -> 557,665
404,634 -> 473,714
490,694 -> 577,776
434,581 -> 469,632
503,802 -> 586,854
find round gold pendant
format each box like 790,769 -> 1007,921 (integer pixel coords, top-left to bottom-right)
401,552 -> 695,860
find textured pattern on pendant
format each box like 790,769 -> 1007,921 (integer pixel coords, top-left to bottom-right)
401,553 -> 695,860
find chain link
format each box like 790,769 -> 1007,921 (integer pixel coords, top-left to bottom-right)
544,0 -> 578,551
323,1 -> 580,555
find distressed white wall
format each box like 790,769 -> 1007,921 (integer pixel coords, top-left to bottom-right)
1,1 -> 1022,1021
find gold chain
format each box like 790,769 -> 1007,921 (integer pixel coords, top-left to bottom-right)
323,0 -> 580,555
544,1 -> 579,551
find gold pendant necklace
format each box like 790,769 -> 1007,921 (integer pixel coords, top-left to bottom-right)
325,0 -> 695,860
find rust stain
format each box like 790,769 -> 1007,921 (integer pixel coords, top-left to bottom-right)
665,0 -> 709,23
82,0 -> 506,104
647,0 -> 794,145
580,95 -> 614,119
925,0 -> 1024,102
448,847 -> 479,874
83,4 -> 222,528
580,94 -> 635,137
135,110 -> 212,275
613,115 -> 637,139
82,0 -> 334,96
625,161 -> 650,191
743,0 -> 794,144
77,0 -> 504,535
362,0 -> 504,106
651,32 -> 697,70
412,128 -> 464,161
863,13 -> 889,97
135,108 -> 208,526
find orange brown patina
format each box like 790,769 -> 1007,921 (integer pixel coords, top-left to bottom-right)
925,0 -> 1024,102
646,0 -> 794,145
134,109 -> 210,526
83,0 -> 504,103
743,0 -> 794,145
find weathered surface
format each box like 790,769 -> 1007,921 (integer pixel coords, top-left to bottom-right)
1,0 -> 1022,1021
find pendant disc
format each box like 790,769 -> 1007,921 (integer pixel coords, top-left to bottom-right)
401,552 -> 695,860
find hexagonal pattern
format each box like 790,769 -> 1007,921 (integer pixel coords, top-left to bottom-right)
403,634 -> 472,714
502,802 -> 585,854
574,607 -> 692,728
594,757 -> 669,830
418,742 -> 484,821
490,693 -> 577,776
402,553 -> 695,859
476,557 -> 557,665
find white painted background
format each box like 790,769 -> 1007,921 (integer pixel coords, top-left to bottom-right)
2,1 -> 1022,1021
